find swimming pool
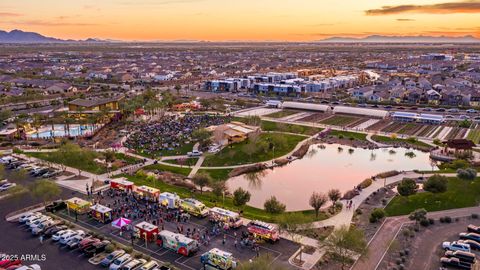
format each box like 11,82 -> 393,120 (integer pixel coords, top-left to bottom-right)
27,125 -> 97,139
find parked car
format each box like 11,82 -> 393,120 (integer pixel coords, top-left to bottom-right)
18,212 -> 41,223
83,240 -> 110,257
440,257 -> 472,270
139,261 -> 159,270
28,216 -> 52,231
467,109 -> 478,114
60,230 -> 85,245
119,259 -> 146,270
52,229 -> 74,241
66,235 -> 85,249
45,201 -> 66,212
460,232 -> 480,242
42,170 -> 60,178
458,239 -> 480,251
443,241 -> 471,252
25,215 -> 45,226
101,250 -> 126,267
0,182 -> 17,192
109,254 -> 132,270
43,225 -> 67,238
79,238 -> 101,250
467,224 -> 480,234
0,259 -> 22,268
31,219 -> 56,235
15,265 -> 41,270
444,250 -> 476,264
187,150 -> 203,157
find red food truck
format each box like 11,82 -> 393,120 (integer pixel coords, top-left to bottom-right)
110,178 -> 134,191
134,221 -> 159,242
247,220 -> 279,243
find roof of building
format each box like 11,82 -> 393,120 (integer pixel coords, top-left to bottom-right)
282,101 -> 330,112
68,96 -> 123,108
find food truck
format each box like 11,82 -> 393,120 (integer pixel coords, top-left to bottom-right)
134,221 -> 159,242
90,204 -> 113,223
159,192 -> 180,209
110,178 -> 134,191
157,230 -> 199,257
180,198 -> 209,217
200,248 -> 237,270
247,220 -> 280,242
134,185 -> 160,202
208,207 -> 243,228
66,197 -> 92,215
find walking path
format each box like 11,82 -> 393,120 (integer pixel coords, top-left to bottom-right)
187,156 -> 205,178
366,133 -> 388,147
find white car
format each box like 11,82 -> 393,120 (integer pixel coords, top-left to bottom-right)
59,230 -> 85,245
187,150 -> 203,157
120,259 -> 146,270
109,254 -> 132,270
0,156 -> 16,163
0,182 -> 16,191
15,265 -> 41,270
25,214 -> 46,226
18,212 -> 41,223
442,241 -> 471,252
29,216 -> 52,230
32,219 -> 55,235
52,229 -> 74,241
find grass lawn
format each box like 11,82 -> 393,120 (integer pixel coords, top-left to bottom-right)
26,151 -> 108,174
134,143 -> 195,158
264,110 -> 299,119
143,163 -> 192,176
163,157 -> 199,167
197,169 -> 233,182
234,117 -> 322,136
320,115 -> 358,126
385,177 -> 480,216
328,130 -> 367,141
467,129 -> 480,144
372,135 -> 431,148
114,153 -> 141,165
117,173 -> 328,222
203,132 -> 305,166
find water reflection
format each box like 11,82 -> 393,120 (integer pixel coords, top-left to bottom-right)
227,143 -> 435,211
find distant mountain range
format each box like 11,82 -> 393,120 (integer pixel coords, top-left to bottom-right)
318,35 -> 480,43
1,29 -> 479,44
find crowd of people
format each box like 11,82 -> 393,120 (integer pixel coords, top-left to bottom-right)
124,114 -> 229,155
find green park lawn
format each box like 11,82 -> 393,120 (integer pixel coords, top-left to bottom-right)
163,157 -> 199,167
27,149 -> 108,174
234,117 -> 322,136
197,169 -> 233,182
264,110 -> 299,119
116,173 -> 328,222
385,177 -> 480,216
371,135 -> 432,148
202,132 -> 305,166
135,143 -> 195,158
328,130 -> 367,141
142,163 -> 192,176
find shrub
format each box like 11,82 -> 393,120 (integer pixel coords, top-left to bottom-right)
104,244 -> 115,253
359,178 -> 373,189
428,218 -> 434,225
264,196 -> 286,214
404,249 -> 410,255
457,168 -> 477,180
444,216 -> 452,223
397,178 -> 418,196
370,208 -> 386,223
419,219 -> 430,227
423,175 -> 448,193
472,213 -> 479,219
355,208 -> 363,215
124,247 -> 133,253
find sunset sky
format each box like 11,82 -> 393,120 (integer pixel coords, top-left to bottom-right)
1,0 -> 480,41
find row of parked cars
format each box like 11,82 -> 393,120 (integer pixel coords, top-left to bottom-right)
0,155 -> 61,179
17,211 -> 170,270
441,224 -> 480,269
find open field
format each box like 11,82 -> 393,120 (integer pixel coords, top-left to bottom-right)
385,177 -> 480,216
320,115 -> 359,126
264,109 -> 299,118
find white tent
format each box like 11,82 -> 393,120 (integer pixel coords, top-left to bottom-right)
281,101 -> 330,112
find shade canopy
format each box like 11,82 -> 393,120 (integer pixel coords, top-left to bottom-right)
111,217 -> 131,229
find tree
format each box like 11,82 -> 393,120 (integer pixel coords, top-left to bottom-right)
277,212 -> 309,242
211,181 -> 227,199
397,178 -> 418,196
408,208 -> 428,225
103,150 -> 116,164
323,226 -> 367,270
309,192 -> 328,218
423,174 -> 448,193
264,196 -> 286,214
174,84 -> 182,95
191,129 -> 212,148
328,189 -> 342,206
233,187 -> 251,208
30,180 -> 61,206
192,173 -> 211,194
457,168 -> 477,180
369,208 -> 386,223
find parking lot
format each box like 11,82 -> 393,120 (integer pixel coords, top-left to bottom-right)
52,190 -> 299,270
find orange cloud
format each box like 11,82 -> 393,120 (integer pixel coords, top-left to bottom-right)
366,1 -> 480,15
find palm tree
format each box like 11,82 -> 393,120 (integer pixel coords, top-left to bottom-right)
31,114 -> 44,139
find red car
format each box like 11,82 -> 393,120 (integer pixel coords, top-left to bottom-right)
0,259 -> 22,268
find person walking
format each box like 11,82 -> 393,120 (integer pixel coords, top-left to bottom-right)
39,235 -> 43,244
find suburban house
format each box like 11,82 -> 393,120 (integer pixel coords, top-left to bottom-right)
68,96 -> 124,113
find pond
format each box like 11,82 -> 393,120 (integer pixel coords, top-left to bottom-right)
226,143 -> 436,211
27,124 -> 98,139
